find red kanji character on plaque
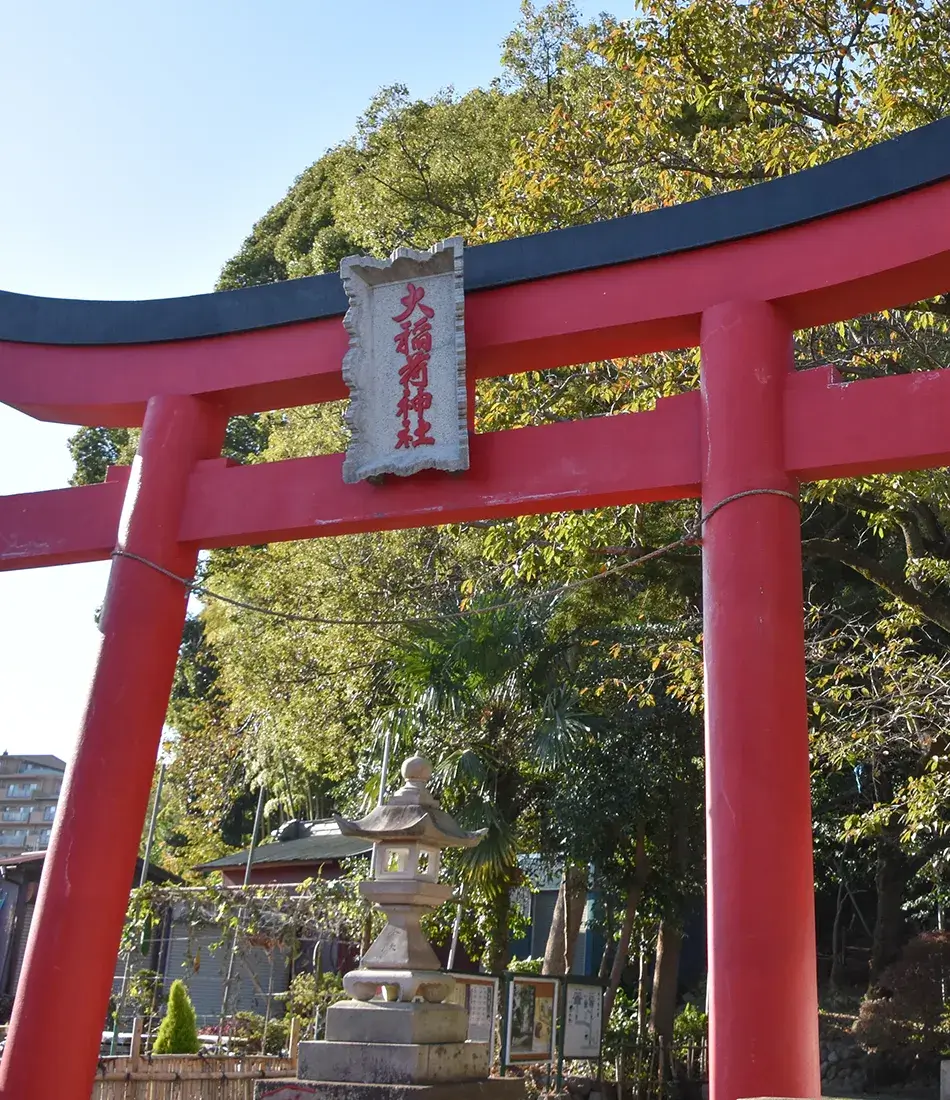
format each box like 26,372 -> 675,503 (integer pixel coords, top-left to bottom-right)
414,418 -> 435,446
411,316 -> 432,354
392,281 -> 437,451
394,321 -> 412,358
398,351 -> 430,387
392,283 -> 434,324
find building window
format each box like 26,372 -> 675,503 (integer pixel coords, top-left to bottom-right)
5,783 -> 37,798
1,809 -> 29,823
39,829 -> 52,846
43,806 -> 55,822
0,831 -> 27,846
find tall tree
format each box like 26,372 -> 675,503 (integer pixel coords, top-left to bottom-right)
68,0 -> 950,990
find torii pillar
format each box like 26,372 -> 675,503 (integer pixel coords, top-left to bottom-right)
1,119 -> 950,1100
702,301 -> 817,1096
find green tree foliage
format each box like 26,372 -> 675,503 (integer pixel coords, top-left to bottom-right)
68,426 -> 137,486
379,597 -> 598,970
156,618 -> 259,876
217,155 -> 359,288
70,0 -> 950,997
473,0 -> 950,986
69,414 -> 269,488
152,979 -> 200,1055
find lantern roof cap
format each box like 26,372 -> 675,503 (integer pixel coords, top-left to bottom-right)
335,755 -> 485,849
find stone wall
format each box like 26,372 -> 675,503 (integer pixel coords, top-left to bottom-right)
820,1036 -> 867,1094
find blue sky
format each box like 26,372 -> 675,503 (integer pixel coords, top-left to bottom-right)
0,1 -> 612,764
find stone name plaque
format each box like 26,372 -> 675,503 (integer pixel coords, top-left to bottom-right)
340,237 -> 468,484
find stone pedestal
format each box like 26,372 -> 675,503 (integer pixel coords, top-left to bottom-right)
298,999 -> 486,1086
299,1038 -> 488,1085
258,997 -> 523,1100
326,1001 -> 468,1045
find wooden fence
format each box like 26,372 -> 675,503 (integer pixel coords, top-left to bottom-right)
613,1035 -> 708,1100
91,1018 -> 299,1100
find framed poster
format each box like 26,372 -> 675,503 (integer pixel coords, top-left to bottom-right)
563,980 -> 604,1059
505,976 -> 558,1064
446,973 -> 499,1064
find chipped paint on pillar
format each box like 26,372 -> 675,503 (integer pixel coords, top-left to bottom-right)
339,237 -> 468,484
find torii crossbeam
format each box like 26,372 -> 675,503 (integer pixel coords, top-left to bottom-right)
2,120 -> 950,1100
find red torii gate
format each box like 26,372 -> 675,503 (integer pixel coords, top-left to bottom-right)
2,120 -> 950,1100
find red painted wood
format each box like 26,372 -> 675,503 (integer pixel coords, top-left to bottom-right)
701,301 -> 820,1100
0,472 -> 128,569
8,362 -> 950,571
786,365 -> 950,479
2,161 -> 950,1100
0,395 -> 227,1100
0,318 -> 349,427
180,394 -> 702,547
2,178 -> 950,426
0,398 -> 700,570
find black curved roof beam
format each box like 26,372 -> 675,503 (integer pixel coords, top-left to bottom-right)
0,118 -> 949,348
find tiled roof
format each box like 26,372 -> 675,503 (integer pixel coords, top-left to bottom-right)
0,849 -> 179,882
2,754 -> 66,771
196,820 -> 372,871
0,850 -> 46,866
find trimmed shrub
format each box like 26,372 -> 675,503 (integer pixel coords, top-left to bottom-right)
152,979 -> 200,1054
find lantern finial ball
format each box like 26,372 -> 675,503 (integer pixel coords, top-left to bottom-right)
401,755 -> 432,782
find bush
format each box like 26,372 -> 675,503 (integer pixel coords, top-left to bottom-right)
603,988 -> 639,1057
673,1002 -> 707,1044
152,979 -> 200,1054
276,971 -> 346,1024
126,969 -> 164,1019
854,931 -> 950,1058
507,956 -> 544,975
226,1011 -> 289,1054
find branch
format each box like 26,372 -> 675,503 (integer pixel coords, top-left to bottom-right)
895,295 -> 950,316
593,543 -> 701,566
803,538 -> 950,634
753,84 -> 842,126
653,152 -> 768,183
832,8 -> 871,120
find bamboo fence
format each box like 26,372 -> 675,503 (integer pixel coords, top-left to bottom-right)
91,1017 -> 300,1100
612,1034 -> 708,1100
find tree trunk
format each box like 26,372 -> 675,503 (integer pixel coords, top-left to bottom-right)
598,897 -> 615,980
637,937 -> 649,1039
603,827 -> 649,1022
484,888 -> 513,974
544,875 -> 567,975
829,876 -> 846,993
651,797 -> 689,1047
869,834 -> 905,991
560,866 -> 589,972
650,920 -> 683,1042
360,909 -> 373,960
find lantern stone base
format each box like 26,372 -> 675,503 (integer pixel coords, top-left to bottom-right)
344,967 -> 455,1004
298,1038 -> 489,1085
325,1000 -> 468,1045
255,1080 -> 525,1100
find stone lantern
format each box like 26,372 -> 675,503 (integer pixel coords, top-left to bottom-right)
336,754 -> 484,1007
293,755 -> 512,1093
